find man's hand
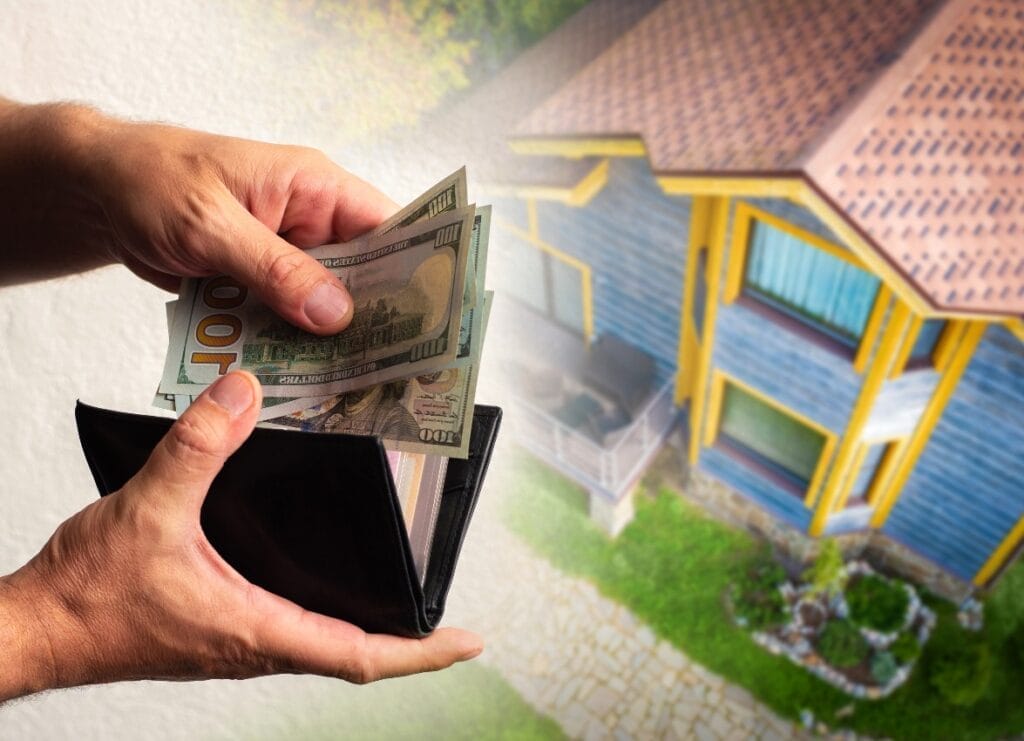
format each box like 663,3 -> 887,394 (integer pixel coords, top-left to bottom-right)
0,372 -> 482,701
0,98 -> 396,334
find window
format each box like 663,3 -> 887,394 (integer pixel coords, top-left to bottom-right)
907,319 -> 947,367
844,442 -> 888,507
743,220 -> 881,349
717,381 -> 828,493
498,230 -> 588,337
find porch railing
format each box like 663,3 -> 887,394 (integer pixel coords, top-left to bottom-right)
513,377 -> 679,499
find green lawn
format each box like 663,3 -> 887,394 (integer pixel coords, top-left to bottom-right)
247,662 -> 564,741
503,452 -> 1024,741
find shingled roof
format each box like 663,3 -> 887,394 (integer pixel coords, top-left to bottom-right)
499,0 -> 1023,317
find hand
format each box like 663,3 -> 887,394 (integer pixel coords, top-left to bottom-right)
0,99 -> 397,335
0,372 -> 482,700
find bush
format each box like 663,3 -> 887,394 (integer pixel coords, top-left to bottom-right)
846,575 -> 909,633
803,538 -> 847,599
732,557 -> 787,630
871,651 -> 899,684
929,636 -> 993,706
890,631 -> 921,663
817,620 -> 869,668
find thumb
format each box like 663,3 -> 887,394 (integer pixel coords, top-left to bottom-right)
208,197 -> 353,336
133,372 -> 261,510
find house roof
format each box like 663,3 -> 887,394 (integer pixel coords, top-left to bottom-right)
803,0 -> 1024,315
496,0 -> 1023,317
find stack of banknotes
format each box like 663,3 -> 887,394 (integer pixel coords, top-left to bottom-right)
153,169 -> 491,581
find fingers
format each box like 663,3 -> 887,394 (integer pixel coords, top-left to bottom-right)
328,171 -> 399,242
206,197 -> 354,335
251,590 -> 482,683
133,371 -> 261,511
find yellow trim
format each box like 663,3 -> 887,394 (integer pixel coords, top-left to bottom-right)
869,321 -> 987,528
493,216 -> 595,342
526,198 -> 539,239
889,315 -> 924,379
706,371 -> 838,507
658,176 -> 805,198
688,197 -> 730,465
725,201 -> 888,372
974,516 -> 1024,586
483,159 -> 610,207
865,439 -> 908,507
1006,318 -> 1024,344
854,286 -> 892,373
509,137 -> 646,159
810,300 -> 913,536
723,203 -> 754,303
933,320 -> 967,372
674,197 -> 712,404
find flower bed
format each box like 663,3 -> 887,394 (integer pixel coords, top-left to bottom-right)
732,559 -> 935,700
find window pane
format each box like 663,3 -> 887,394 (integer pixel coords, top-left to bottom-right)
848,442 -> 887,504
910,319 -> 946,362
550,255 -> 585,334
745,221 -> 881,344
719,383 -> 826,485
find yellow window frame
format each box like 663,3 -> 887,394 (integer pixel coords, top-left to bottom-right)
493,211 -> 595,342
723,202 -> 886,371
705,370 -> 838,508
888,317 -> 967,378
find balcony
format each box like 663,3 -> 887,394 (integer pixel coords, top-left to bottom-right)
502,309 -> 681,508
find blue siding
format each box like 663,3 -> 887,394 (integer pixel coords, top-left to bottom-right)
700,447 -> 811,529
534,159 -> 691,383
743,197 -> 843,246
712,298 -> 861,435
883,326 -> 1024,580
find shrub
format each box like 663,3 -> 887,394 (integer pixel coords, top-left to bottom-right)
803,538 -> 847,599
846,575 -> 909,633
732,556 -> 787,630
817,619 -> 869,668
929,636 -> 993,706
871,651 -> 899,684
890,631 -> 921,663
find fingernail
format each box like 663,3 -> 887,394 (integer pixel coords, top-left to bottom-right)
208,373 -> 255,417
304,282 -> 350,327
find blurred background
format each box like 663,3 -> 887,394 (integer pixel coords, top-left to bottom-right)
2,1 -> 1022,739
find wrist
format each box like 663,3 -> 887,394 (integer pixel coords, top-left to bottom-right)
0,569 -> 59,701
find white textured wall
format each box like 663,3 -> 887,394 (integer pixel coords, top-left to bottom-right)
0,2 -> 481,737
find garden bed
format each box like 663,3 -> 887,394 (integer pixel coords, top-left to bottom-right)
732,556 -> 935,700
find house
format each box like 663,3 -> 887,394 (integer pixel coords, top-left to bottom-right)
405,0 -> 1024,598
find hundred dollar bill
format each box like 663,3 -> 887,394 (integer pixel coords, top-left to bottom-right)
262,291 -> 492,458
159,206 -> 475,398
153,301 -> 333,419
455,206 -> 491,366
371,168 -> 478,310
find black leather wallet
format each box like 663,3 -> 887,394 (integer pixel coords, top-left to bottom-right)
75,402 -> 501,638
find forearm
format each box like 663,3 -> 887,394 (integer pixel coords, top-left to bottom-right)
0,97 -> 118,285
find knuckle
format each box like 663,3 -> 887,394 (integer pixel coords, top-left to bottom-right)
163,413 -> 224,468
258,248 -> 318,298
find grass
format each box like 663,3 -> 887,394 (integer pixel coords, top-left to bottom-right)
247,662 -> 564,741
503,452 -> 1024,740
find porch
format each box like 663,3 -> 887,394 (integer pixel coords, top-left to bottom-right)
503,310 -> 682,534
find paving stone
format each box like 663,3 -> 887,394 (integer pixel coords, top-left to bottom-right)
584,686 -> 620,717
708,710 -> 733,738
694,720 -> 719,741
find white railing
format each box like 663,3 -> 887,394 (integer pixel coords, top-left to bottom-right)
513,377 -> 679,497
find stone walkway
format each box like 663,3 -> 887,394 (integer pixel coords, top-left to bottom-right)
444,475 -> 814,741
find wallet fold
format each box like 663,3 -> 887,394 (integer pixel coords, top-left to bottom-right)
75,402 -> 501,638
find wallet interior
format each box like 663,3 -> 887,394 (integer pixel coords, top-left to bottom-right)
75,402 -> 501,638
